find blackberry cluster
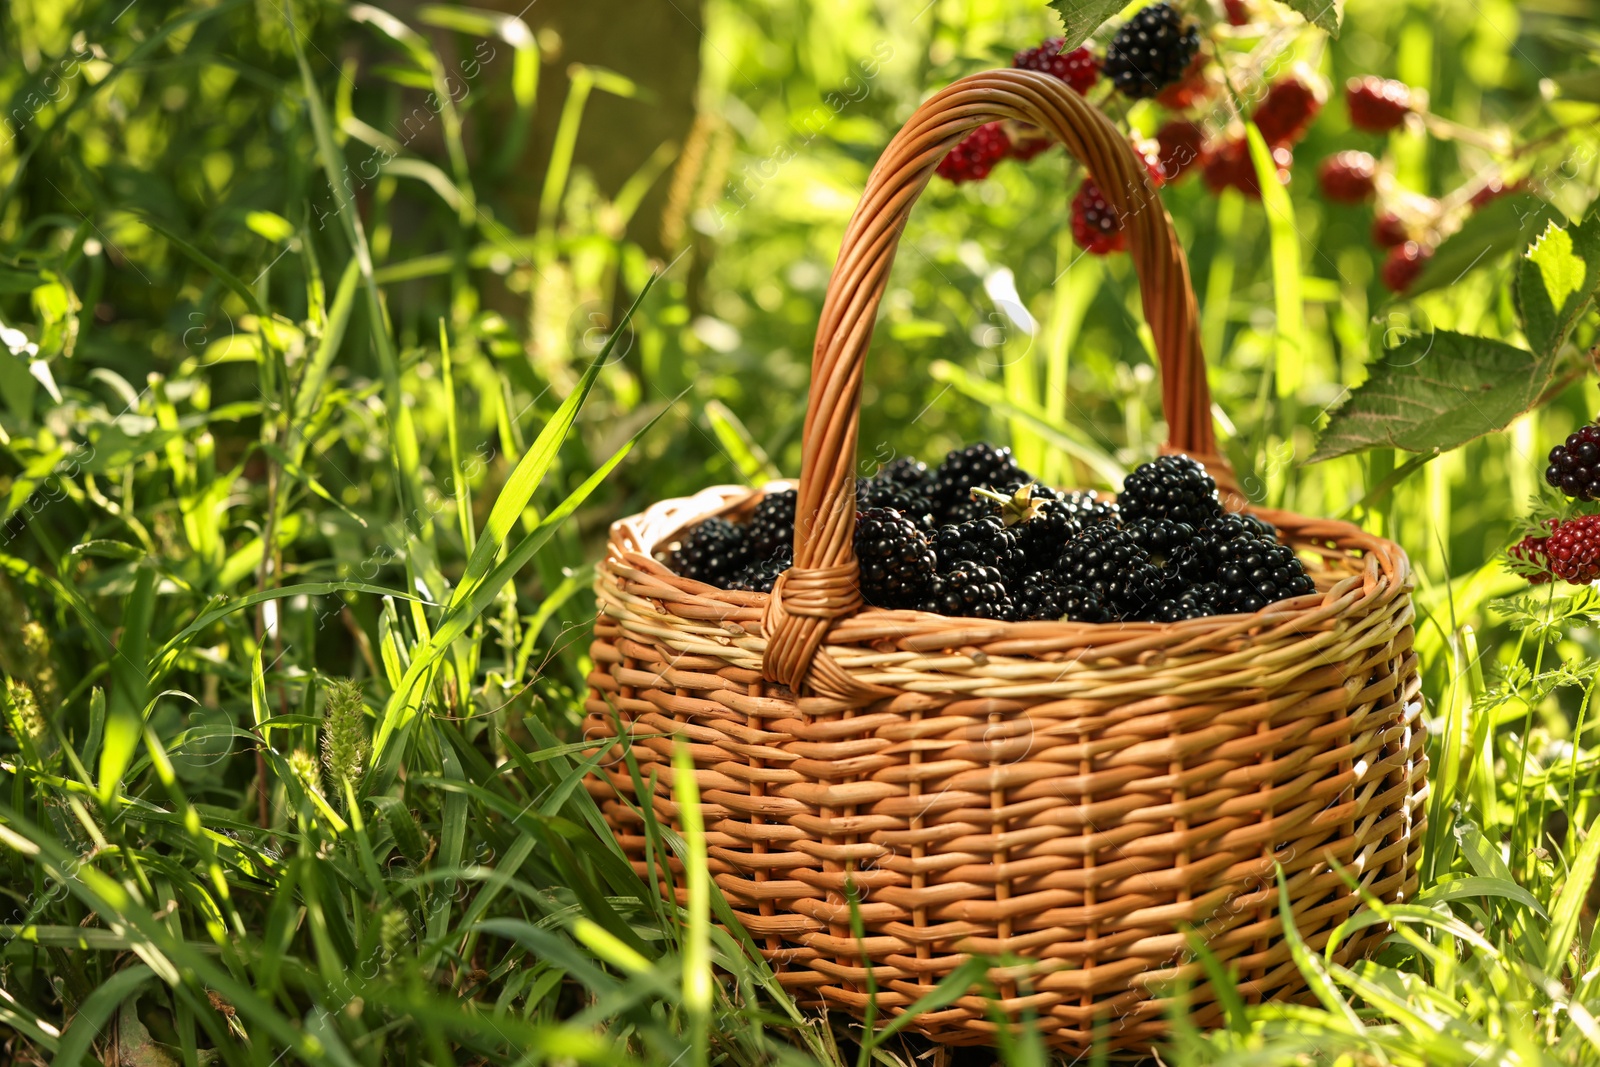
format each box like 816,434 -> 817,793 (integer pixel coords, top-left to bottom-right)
933,516 -> 1028,582
1545,423 -> 1600,501
1012,38 -> 1101,95
927,443 -> 1029,524
674,517 -> 751,585
1547,516 -> 1600,585
748,489 -> 797,558
857,476 -> 935,531
1103,3 -> 1200,100
669,447 -> 1317,625
1071,178 -> 1127,256
855,508 -> 936,608
1119,454 -> 1223,527
729,547 -> 792,594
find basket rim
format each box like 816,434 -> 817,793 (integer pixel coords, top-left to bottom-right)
600,481 -> 1414,657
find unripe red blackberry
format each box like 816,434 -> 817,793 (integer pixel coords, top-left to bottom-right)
1012,38 -> 1100,94
1202,137 -> 1292,200
1381,241 -> 1432,294
1371,211 -> 1409,249
855,507 -> 937,609
1347,76 -> 1413,132
1545,424 -> 1600,501
1155,53 -> 1213,111
1253,75 -> 1322,146
937,122 -> 1011,184
1008,132 -> 1055,162
1071,177 -> 1127,255
1318,150 -> 1377,203
1546,516 -> 1600,584
1470,177 -> 1522,208
1104,3 -> 1201,100
1508,523 -> 1554,585
1223,0 -> 1251,25
1155,119 -> 1208,183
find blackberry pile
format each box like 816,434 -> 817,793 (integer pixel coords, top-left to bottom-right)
669,446 -> 1317,622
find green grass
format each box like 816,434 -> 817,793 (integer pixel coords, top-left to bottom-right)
0,0 -> 1597,1064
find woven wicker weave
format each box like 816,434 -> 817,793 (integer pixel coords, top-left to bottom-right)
582,69 -> 1427,1052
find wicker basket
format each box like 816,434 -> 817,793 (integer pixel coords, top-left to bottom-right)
582,69 -> 1427,1052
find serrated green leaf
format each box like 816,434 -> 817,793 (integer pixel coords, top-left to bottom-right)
1408,193 -> 1556,298
1274,0 -> 1341,36
1047,0 -> 1130,51
1518,210 -> 1600,358
1312,331 -> 1554,461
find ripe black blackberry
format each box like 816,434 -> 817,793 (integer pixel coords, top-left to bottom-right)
1171,512 -> 1273,583
1055,524 -> 1167,619
943,495 -> 995,526
728,547 -> 792,594
975,482 -> 1088,568
674,517 -> 750,585
1104,3 -> 1201,99
928,443 -> 1029,523
1545,423 -> 1600,501
856,476 -> 935,531
748,489 -> 798,558
1058,490 -> 1120,528
1126,517 -> 1195,570
1145,581 -> 1226,622
1118,454 -> 1223,528
855,508 -> 936,609
932,516 -> 1029,582
922,563 -> 1016,620
1216,536 -> 1316,612
1015,571 -> 1110,622
875,456 -> 930,492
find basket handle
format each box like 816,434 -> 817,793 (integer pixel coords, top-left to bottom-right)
761,68 -> 1226,697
